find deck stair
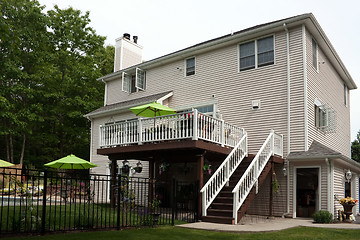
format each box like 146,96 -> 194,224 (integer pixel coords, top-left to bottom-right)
201,130 -> 283,224
202,156 -> 253,224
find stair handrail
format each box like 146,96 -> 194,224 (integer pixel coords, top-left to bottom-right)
232,130 -> 280,223
200,130 -> 247,216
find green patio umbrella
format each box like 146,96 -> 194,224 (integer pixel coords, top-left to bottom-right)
0,159 -> 14,167
130,102 -> 176,117
44,154 -> 97,169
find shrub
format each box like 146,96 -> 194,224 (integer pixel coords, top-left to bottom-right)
312,210 -> 333,223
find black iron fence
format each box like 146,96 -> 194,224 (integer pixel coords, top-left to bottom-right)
0,167 -> 198,235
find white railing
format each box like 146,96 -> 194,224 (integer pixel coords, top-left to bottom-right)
200,132 -> 247,216
232,130 -> 283,224
99,109 -> 244,148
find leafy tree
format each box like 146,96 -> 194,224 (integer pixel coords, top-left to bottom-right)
351,130 -> 360,162
41,5 -> 106,161
98,45 -> 115,76
0,0 -> 48,164
0,2 -> 113,167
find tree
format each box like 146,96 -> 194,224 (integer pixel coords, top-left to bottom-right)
42,5 -> 106,160
351,130 -> 360,162
0,2 -> 113,167
0,0 -> 49,164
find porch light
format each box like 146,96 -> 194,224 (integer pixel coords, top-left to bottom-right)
282,161 -> 288,176
345,169 -> 352,183
134,160 -> 143,173
122,160 -> 130,175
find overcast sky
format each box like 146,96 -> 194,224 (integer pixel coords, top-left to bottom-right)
38,0 -> 360,140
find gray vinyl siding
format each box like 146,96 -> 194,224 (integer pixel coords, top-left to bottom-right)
333,165 -> 344,217
289,27 -> 306,153
306,29 -> 351,158
246,164 -> 287,216
101,30 -> 294,156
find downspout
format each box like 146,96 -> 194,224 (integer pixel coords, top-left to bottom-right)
325,158 -> 334,216
325,158 -> 331,212
302,24 -> 309,151
283,23 -> 291,216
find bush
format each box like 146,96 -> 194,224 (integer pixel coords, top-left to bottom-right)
312,210 -> 333,223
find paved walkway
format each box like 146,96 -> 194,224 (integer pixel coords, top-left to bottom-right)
177,215 -> 360,232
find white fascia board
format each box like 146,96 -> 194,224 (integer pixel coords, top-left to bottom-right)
156,92 -> 173,104
288,156 -> 360,172
84,92 -> 174,119
305,15 -> 357,90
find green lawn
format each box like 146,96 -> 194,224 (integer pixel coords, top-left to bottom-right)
1,203 -> 174,232
2,225 -> 360,240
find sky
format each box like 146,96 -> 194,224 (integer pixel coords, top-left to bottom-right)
38,0 -> 360,141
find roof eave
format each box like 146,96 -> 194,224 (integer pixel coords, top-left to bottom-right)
287,154 -> 360,171
98,14 -> 312,82
98,13 -> 356,90
305,14 -> 357,90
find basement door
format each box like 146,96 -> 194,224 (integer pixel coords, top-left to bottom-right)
296,168 -> 319,217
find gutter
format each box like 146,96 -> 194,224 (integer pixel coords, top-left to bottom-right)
302,24 -> 308,151
325,158 -> 333,214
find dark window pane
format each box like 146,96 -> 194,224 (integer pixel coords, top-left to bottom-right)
186,58 -> 195,76
258,36 -> 274,66
240,41 -> 255,71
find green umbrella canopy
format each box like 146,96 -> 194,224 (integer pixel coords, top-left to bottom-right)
130,102 -> 176,117
0,159 -> 14,168
44,154 -> 97,169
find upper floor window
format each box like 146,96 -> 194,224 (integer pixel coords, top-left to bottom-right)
186,57 -> 195,76
122,68 -> 146,93
312,39 -> 318,70
314,98 -> 336,133
344,83 -> 348,106
239,36 -> 274,71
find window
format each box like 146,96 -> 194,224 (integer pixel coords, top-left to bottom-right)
136,68 -> 146,90
344,83 -> 348,106
312,39 -> 318,70
178,104 -> 215,116
122,68 -> 146,93
239,41 -> 255,70
314,99 -> 336,133
239,36 -> 274,71
345,180 -> 351,197
257,36 -> 274,67
186,57 -> 195,76
315,104 -> 327,128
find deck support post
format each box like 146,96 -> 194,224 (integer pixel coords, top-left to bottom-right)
110,158 -> 117,208
269,161 -> 274,217
197,151 -> 205,217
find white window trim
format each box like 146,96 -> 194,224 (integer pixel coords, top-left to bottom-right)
238,34 -> 275,72
135,68 -> 146,91
185,57 -> 196,77
312,38 -> 319,72
122,68 -> 147,93
122,72 -> 129,93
